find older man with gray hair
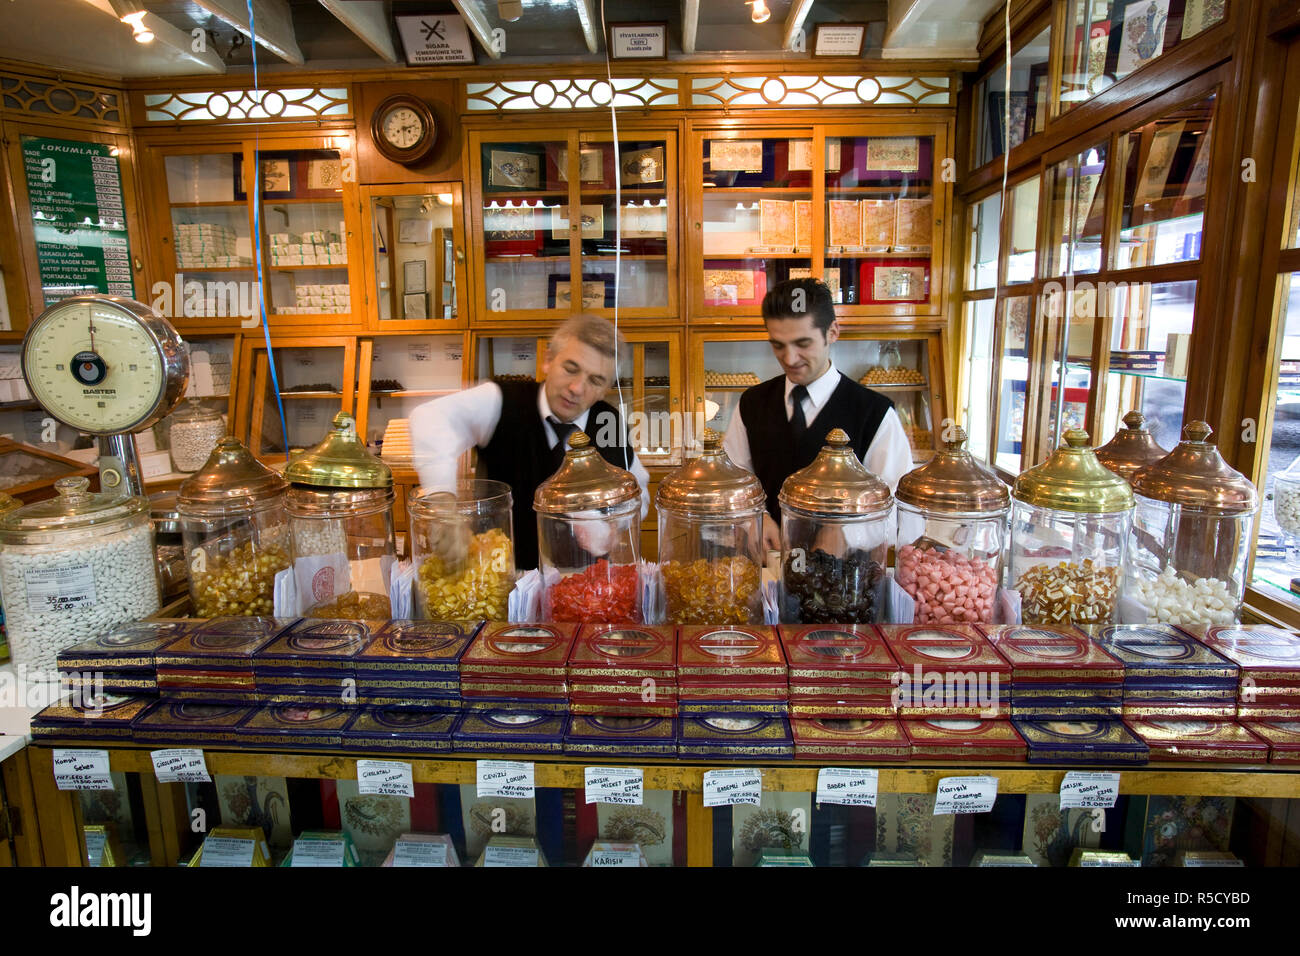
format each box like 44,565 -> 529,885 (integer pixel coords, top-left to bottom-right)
411,314 -> 651,570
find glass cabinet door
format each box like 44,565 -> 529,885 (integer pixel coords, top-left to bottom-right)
364,184 -> 465,327
357,334 -> 466,456
993,296 -> 1032,475
242,339 -> 355,457
1046,141 -> 1108,276
611,333 -> 683,466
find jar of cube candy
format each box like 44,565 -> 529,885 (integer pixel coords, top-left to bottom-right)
410,480 -> 515,622
778,428 -> 893,624
656,429 -> 765,625
1010,430 -> 1134,629
536,431 -> 642,625
895,426 -> 1009,624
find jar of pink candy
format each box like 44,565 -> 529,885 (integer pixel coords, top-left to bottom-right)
895,426 -> 1010,624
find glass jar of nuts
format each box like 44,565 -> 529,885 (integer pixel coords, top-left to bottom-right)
1009,430 -> 1134,631
177,437 -> 291,618
410,480 -> 515,622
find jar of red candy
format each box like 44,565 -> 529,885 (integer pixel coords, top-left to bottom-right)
895,426 -> 1010,625
535,431 -> 642,624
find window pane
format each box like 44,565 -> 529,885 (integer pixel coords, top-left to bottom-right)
1006,177 -> 1040,284
1252,273 -> 1300,601
1046,143 -> 1107,276
964,298 -> 997,461
973,27 -> 1052,168
1117,96 -> 1215,269
995,297 -> 1031,474
968,193 -> 1001,290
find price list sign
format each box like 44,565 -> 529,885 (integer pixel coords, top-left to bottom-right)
21,136 -> 135,306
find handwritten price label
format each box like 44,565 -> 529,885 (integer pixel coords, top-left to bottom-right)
357,759 -> 414,798
52,749 -> 113,791
933,775 -> 999,815
815,768 -> 879,807
151,749 -> 211,784
1059,771 -> 1120,809
584,767 -> 643,806
702,768 -> 762,808
477,760 -> 536,800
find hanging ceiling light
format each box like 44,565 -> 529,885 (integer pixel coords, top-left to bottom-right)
108,1 -> 154,43
748,0 -> 771,24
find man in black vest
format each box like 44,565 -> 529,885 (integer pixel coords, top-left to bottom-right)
723,277 -> 913,552
410,315 -> 650,569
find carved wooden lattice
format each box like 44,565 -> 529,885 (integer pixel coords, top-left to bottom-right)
466,77 -> 680,110
1,75 -> 122,123
142,87 -> 349,122
689,74 -> 952,108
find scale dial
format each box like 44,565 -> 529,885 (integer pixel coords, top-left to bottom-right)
21,296 -> 188,435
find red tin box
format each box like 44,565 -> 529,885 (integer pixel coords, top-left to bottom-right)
677,625 -> 788,687
789,697 -> 898,719
792,717 -> 910,761
976,624 -> 1124,683
568,624 -> 676,679
1241,720 -> 1300,764
1124,718 -> 1269,763
1199,625 -> 1300,701
461,623 -> 580,681
880,625 -> 1011,718
902,718 -> 1026,762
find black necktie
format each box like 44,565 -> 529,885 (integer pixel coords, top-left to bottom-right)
789,384 -> 809,441
547,415 -> 578,454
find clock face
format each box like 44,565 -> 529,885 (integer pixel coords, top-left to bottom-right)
382,106 -> 425,150
23,299 -> 167,433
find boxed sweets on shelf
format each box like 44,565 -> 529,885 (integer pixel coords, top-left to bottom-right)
155,616 -> 298,703
1242,720 -> 1300,764
677,714 -> 794,760
29,694 -> 154,746
341,707 -> 458,754
1124,718 -> 1268,763
353,619 -> 482,705
281,830 -> 361,868
453,710 -> 567,754
879,625 -> 1011,719
791,717 -> 911,761
57,620 -> 190,696
563,715 -> 678,758
901,718 -> 1026,761
236,704 -> 354,751
977,623 -> 1124,718
1095,624 -> 1239,718
382,833 -> 461,868
567,624 -> 677,716
460,622 -> 578,701
778,624 -> 899,719
132,701 -> 256,747
677,625 -> 789,716
1197,624 -> 1300,719
1011,717 -> 1149,764
188,827 -> 273,868
254,618 -> 373,705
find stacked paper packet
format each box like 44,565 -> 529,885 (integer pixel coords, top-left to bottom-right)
276,282 -> 352,315
379,418 -> 412,464
269,230 -> 348,266
174,222 -> 250,269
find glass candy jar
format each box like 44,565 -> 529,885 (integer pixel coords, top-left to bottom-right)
778,428 -> 893,624
178,438 -> 291,617
1273,456 -> 1300,550
536,432 -> 642,624
149,490 -> 189,602
1128,421 -> 1259,632
410,480 -> 515,622
285,412 -> 396,620
1094,410 -> 1169,484
0,491 -> 20,662
895,426 -> 1010,625
168,398 -> 227,473
1010,430 -> 1134,628
656,429 -> 765,625
0,477 -> 159,674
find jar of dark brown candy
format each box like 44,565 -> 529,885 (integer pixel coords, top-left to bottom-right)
778,428 -> 893,624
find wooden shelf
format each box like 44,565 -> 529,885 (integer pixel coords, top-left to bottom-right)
169,200 -> 246,207
264,197 -> 344,205
702,251 -> 813,259
701,185 -> 813,193
171,265 -> 254,272
482,191 -> 568,201
826,250 -> 933,258
579,187 -> 669,196
862,382 -> 929,391
368,389 -> 456,398
279,391 -> 344,399
268,263 -> 349,271
826,185 -> 935,193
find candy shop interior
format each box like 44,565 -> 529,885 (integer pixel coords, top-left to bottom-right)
0,0 -> 1297,885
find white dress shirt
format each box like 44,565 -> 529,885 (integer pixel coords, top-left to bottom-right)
410,381 -> 651,518
721,363 -> 914,493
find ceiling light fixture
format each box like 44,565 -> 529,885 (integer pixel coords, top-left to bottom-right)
108,1 -> 155,43
748,0 -> 771,24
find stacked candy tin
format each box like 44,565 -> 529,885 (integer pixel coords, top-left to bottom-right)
1197,625 -> 1300,720
778,624 -> 900,719
1095,624 -> 1239,718
676,625 -> 789,717
566,625 -> 677,717
978,623 -> 1124,718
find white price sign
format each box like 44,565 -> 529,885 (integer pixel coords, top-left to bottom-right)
482,845 -> 538,867
25,563 -> 96,614
933,775 -> 999,815
584,767 -> 643,805
151,749 -> 210,783
52,749 -> 113,791
476,760 -> 535,799
1059,772 -> 1120,809
702,768 -> 762,808
200,837 -> 257,867
589,847 -> 641,867
357,759 -> 414,798
392,841 -> 450,867
85,829 -> 107,866
815,768 -> 879,807
291,838 -> 347,867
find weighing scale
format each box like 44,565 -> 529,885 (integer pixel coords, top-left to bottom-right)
21,295 -> 190,498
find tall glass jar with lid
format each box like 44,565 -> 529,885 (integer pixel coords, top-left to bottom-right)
0,477 -> 159,674
285,412 -> 396,620
0,491 -> 22,663
778,428 -> 893,624
178,437 -> 291,617
1010,430 -> 1134,629
1094,411 -> 1169,484
895,426 -> 1010,624
167,398 -> 227,473
536,432 -> 642,624
410,480 -> 515,622
656,429 -> 765,625
1128,421 -> 1258,633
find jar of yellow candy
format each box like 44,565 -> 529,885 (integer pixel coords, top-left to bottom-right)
410,480 -> 515,622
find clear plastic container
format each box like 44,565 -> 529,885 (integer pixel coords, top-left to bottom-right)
778,429 -> 892,624
656,430 -> 765,625
536,431 -> 642,624
1010,430 -> 1134,628
0,477 -> 159,674
284,413 -> 396,620
411,480 -> 515,621
895,426 -> 1009,624
178,437 -> 291,617
1128,421 -> 1258,632
168,398 -> 227,473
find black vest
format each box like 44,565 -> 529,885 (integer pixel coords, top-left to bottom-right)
739,374 -> 894,522
477,379 -> 635,570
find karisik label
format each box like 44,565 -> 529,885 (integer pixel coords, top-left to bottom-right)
150,749 -> 210,784
815,768 -> 879,807
702,768 -> 762,807
357,759 -> 415,798
1059,771 -> 1120,809
933,775 -> 998,814
583,767 -> 643,805
589,847 -> 641,867
52,749 -> 113,791
477,759 -> 536,799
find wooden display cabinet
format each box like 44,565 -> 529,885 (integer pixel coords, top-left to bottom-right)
353,331 -> 470,451
235,336 -> 358,458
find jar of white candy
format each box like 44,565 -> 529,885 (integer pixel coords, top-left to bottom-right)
1128,421 -> 1258,635
167,398 -> 226,473
0,476 -> 159,675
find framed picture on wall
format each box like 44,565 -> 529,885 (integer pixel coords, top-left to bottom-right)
403,292 -> 428,320
403,259 -> 427,294
548,274 -> 614,309
234,155 -> 295,199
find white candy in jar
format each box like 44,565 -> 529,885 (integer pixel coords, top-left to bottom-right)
169,418 -> 225,472
1133,566 -> 1237,628
1274,484 -> 1300,536
0,521 -> 160,675
291,518 -> 349,557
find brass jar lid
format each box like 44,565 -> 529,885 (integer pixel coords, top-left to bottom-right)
283,412 -> 392,489
896,426 -> 1010,514
1094,411 -> 1170,483
1013,429 -> 1134,514
534,431 -> 640,514
655,429 -> 765,516
1131,421 -> 1259,516
178,437 -> 289,515
778,428 -> 892,516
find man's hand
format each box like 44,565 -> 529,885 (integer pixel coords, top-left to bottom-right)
421,492 -> 470,569
761,515 -> 782,556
